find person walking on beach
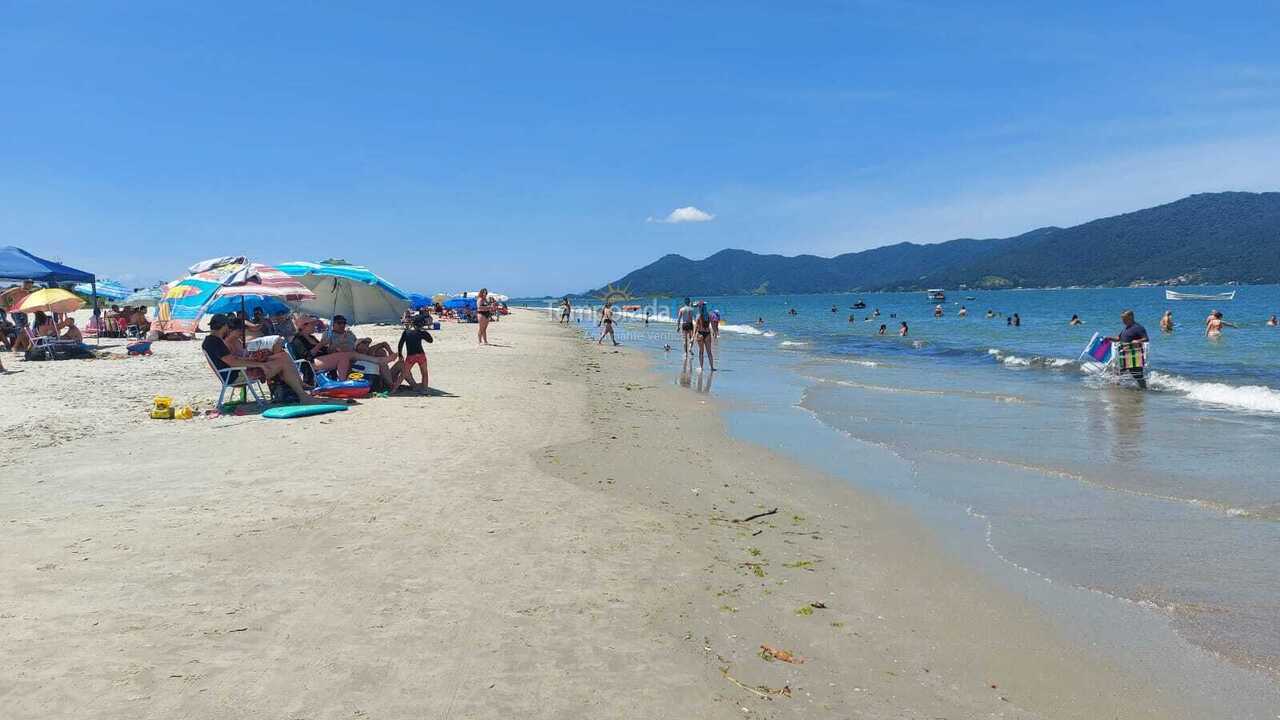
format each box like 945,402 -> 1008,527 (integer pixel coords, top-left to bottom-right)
710,308 -> 721,339
1161,310 -> 1174,333
676,298 -> 695,355
476,288 -> 498,345
597,303 -> 619,346
560,297 -> 571,324
694,301 -> 715,372
1105,309 -> 1149,389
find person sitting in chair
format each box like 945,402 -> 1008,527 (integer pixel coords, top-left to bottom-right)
312,315 -> 395,386
59,316 -> 83,343
203,314 -> 318,404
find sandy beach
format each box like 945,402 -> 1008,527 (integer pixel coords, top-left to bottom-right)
1,311 -> 1207,718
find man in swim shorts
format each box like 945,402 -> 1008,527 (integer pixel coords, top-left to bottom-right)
676,297 -> 694,355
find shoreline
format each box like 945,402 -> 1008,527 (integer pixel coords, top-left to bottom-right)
544,317 -> 1217,718
0,312 -> 1230,717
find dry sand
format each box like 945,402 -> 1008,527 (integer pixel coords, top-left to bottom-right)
1,312 -> 1202,718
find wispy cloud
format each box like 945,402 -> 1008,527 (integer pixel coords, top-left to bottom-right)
647,206 -> 716,224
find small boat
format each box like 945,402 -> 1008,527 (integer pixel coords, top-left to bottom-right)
851,300 -> 866,309
1164,289 -> 1236,301
926,289 -> 946,302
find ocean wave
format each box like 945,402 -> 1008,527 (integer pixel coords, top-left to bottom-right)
719,323 -> 766,336
1147,372 -> 1280,414
987,348 -> 1079,370
779,340 -> 809,347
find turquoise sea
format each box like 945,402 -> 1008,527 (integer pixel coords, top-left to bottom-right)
538,285 -> 1280,715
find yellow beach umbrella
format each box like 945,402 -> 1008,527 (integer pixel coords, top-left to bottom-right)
14,287 -> 85,314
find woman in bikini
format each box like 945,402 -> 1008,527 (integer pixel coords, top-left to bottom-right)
476,288 -> 498,345
597,303 -> 619,346
694,301 -> 715,372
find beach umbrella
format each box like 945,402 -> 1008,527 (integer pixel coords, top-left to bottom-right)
156,262 -> 313,333
123,287 -> 165,307
74,279 -> 129,302
277,260 -> 409,323
407,293 -> 431,310
14,287 -> 85,314
0,285 -> 28,310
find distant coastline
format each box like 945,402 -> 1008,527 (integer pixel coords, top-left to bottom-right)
584,191 -> 1280,297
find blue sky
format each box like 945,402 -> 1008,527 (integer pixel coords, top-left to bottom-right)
2,2 -> 1278,296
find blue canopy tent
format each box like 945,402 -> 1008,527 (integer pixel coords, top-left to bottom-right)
0,246 -> 95,284
0,246 -> 99,343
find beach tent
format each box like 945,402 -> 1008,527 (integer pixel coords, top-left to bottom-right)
407,293 -> 431,310
0,246 -> 95,285
277,260 -> 409,323
74,279 -> 129,302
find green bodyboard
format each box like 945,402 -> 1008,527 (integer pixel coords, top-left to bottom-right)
262,404 -> 349,419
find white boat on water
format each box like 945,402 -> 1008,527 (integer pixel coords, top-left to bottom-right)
1164,289 -> 1236,301
926,289 -> 946,302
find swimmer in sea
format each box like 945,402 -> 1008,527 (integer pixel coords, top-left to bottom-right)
933,304 -> 943,318
898,321 -> 908,336
1013,313 -> 1021,327
1268,314 -> 1277,327
1205,310 -> 1235,338
1160,310 -> 1174,333
958,305 -> 967,318
986,309 -> 995,319
848,314 -> 855,322
788,308 -> 798,316
878,324 -> 887,335
1069,314 -> 1082,326
756,317 -> 765,325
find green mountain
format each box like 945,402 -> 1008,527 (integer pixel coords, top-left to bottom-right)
593,192 -> 1280,296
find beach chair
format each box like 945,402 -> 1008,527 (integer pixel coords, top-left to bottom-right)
203,350 -> 269,410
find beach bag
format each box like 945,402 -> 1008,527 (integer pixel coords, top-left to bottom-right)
24,347 -> 50,362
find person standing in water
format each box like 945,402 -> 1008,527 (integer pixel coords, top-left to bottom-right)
1105,309 -> 1149,389
676,298 -> 695,355
958,306 -> 968,318
1267,314 -> 1277,327
878,324 -> 887,335
1069,314 -> 1083,326
710,308 -> 721,338
1161,310 -> 1174,332
694,301 -> 716,372
1013,313 -> 1021,327
899,321 -> 909,336
597,303 -> 619,346
1205,310 -> 1236,338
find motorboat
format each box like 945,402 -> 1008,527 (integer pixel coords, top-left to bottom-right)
926,289 -> 946,302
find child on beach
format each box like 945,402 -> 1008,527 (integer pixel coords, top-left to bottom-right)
395,315 -> 433,393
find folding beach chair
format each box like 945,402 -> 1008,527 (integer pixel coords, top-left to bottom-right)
203,350 -> 269,409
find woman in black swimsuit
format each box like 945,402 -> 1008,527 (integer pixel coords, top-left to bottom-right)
476,288 -> 497,345
694,301 -> 716,372
597,303 -> 619,346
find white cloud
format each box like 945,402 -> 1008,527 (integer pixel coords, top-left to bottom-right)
648,206 -> 715,224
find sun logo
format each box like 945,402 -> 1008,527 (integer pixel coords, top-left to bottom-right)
593,282 -> 633,305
